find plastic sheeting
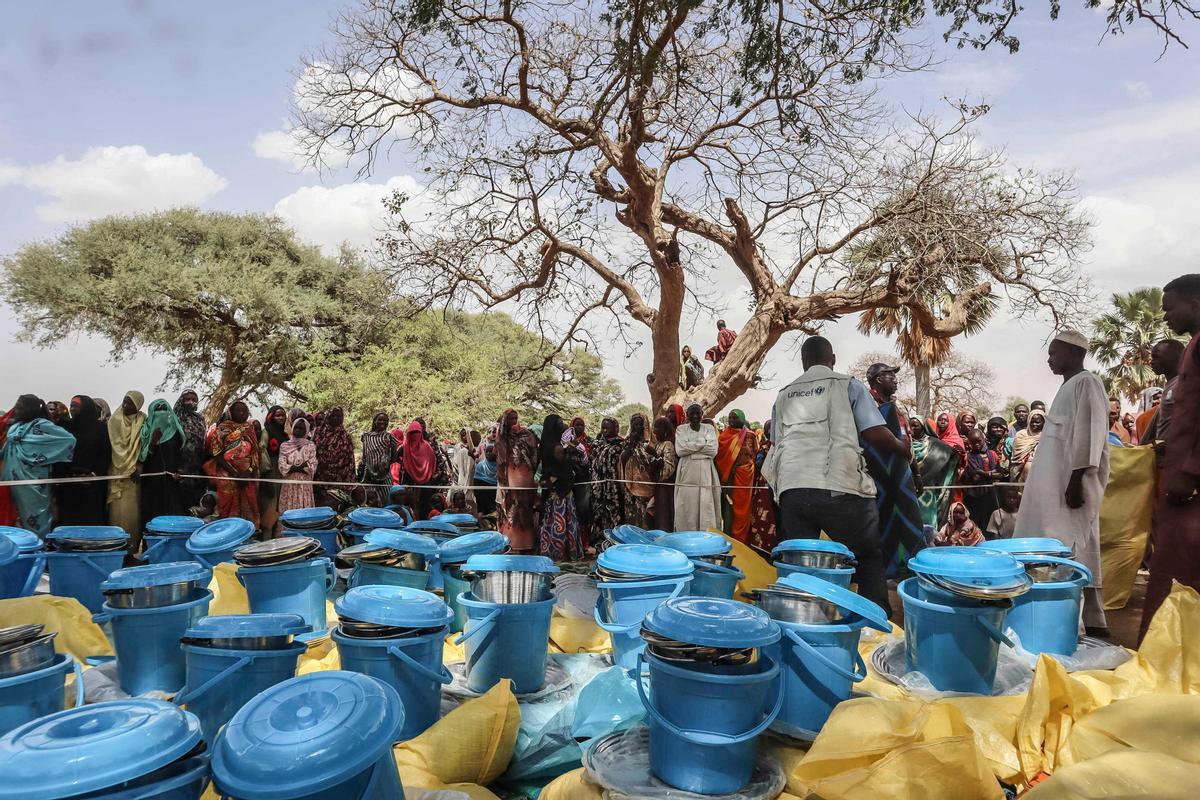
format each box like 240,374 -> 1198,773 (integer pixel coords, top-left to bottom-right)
1098,445 -> 1155,610
0,594 -> 113,660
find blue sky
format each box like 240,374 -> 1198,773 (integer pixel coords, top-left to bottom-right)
2,1 -> 1198,421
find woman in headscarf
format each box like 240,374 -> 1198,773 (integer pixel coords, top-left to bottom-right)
139,398 -> 186,524
538,414 -> 583,561
956,411 -> 978,438
933,501 -> 984,546
359,412 -> 399,507
933,410 -> 967,462
0,407 -> 17,527
714,408 -> 757,542
278,418 -> 319,514
668,403 -> 686,429
673,403 -> 721,531
397,418 -> 437,516
619,413 -> 655,528
313,407 -> 356,510
45,401 -> 70,428
451,428 -> 479,513
473,428 -> 499,518
495,409 -> 539,552
567,417 -> 592,542
258,406 -> 289,533
107,391 -> 147,545
649,416 -> 678,532
1009,409 -> 1045,484
205,400 -> 261,526
985,416 -> 1012,475
56,395 -> 111,525
680,345 -> 704,390
909,417 -> 959,530
94,398 -> 112,422
746,421 -> 778,554
1,395 -> 75,536
961,427 -> 1003,534
1135,387 -> 1162,444
173,390 -> 208,509
589,418 -> 625,537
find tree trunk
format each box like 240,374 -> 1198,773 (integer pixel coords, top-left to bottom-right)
203,365 -> 242,424
914,359 -> 931,419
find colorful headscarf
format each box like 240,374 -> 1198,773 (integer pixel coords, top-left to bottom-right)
139,398 -> 186,460
934,410 -> 965,455
108,391 -> 146,478
402,419 -> 436,484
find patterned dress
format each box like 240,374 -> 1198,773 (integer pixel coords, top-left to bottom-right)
590,436 -> 625,536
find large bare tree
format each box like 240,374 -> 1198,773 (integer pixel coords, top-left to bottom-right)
295,0 -> 1101,414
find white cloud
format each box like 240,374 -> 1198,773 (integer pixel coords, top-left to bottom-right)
252,128 -> 312,171
1123,80 -> 1153,101
5,145 -> 226,223
933,63 -> 1020,98
273,175 -> 430,254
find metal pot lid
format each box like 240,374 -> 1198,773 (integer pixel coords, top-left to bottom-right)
981,537 -> 1073,557
185,613 -> 310,641
655,531 -> 731,558
335,585 -> 452,629
186,518 -> 255,554
364,529 -> 439,556
908,546 -> 1025,582
346,507 -> 404,528
438,531 -> 509,564
233,537 -> 320,565
605,524 -> 659,545
0,699 -> 202,800
338,543 -> 398,563
771,538 -> 853,557
0,631 -> 57,660
435,513 -> 477,527
279,507 -> 339,528
921,572 -> 1032,600
0,527 -> 44,554
47,525 -> 130,543
643,596 -> 780,648
775,572 -> 891,632
407,519 -> 462,536
597,544 -> 693,577
100,561 -> 211,592
144,516 -> 205,535
0,624 -> 44,648
462,553 -> 561,575
0,535 -> 17,567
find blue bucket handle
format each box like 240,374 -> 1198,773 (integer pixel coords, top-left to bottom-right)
595,575 -> 692,593
17,552 -> 46,597
975,615 -> 1015,648
634,652 -> 784,745
91,609 -> 112,625
453,606 -> 503,645
689,558 -> 743,577
79,553 -> 121,578
782,627 -> 867,683
140,536 -> 170,563
70,659 -> 85,709
593,576 -> 690,632
173,655 -> 254,707
194,552 -> 220,571
386,643 -> 453,685
1016,554 -> 1092,584
324,558 -> 337,592
426,553 -> 443,592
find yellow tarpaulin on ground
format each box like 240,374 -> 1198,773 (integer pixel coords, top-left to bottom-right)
0,594 -> 112,660
1099,445 -> 1155,610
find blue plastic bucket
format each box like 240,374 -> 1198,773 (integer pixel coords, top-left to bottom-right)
764,618 -> 869,736
456,593 -> 554,694
94,591 -> 213,696
774,562 -> 853,588
1006,556 -> 1089,656
177,642 -> 305,744
237,558 -> 335,634
91,756 -> 210,800
690,562 -> 744,599
0,653 -> 84,737
898,577 -> 1012,694
283,527 -> 338,556
594,576 -> 691,669
334,628 -> 451,740
441,567 -> 470,633
349,561 -> 429,591
46,550 -> 127,614
0,553 -> 46,600
143,535 -> 194,566
637,651 -> 783,795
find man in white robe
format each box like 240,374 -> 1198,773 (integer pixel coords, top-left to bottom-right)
673,403 -> 721,530
1014,329 -> 1111,635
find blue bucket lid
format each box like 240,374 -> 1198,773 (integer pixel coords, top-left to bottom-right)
462,554 -> 560,574
982,537 -> 1073,557
279,507 -> 338,527
438,531 -> 508,564
0,699 -> 201,800
101,561 -> 211,592
407,519 -> 461,536
363,529 -> 439,556
186,613 -> 311,640
0,535 -> 17,567
435,513 -> 477,526
655,531 -> 731,558
212,672 -> 403,800
335,585 -> 452,628
0,527 -> 43,554
771,539 -> 852,557
597,544 -> 694,577
643,597 -> 780,648
907,546 -> 1025,581
144,516 -> 204,535
186,518 -> 255,554
47,526 -> 129,542
347,507 -> 403,528
776,572 -> 891,632
606,524 -> 657,545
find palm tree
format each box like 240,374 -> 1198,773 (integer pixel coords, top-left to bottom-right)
1090,288 -> 1181,403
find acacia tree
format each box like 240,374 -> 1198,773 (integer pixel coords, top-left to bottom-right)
295,0 -> 1099,415
849,349 -> 997,417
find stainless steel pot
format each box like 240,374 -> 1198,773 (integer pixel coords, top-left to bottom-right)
920,573 -> 1031,600
775,549 -> 855,569
181,635 -> 295,651
641,629 -> 758,666
52,538 -> 127,552
0,632 -> 58,677
337,618 -> 444,639
749,584 -> 843,624
1024,562 -> 1078,583
466,570 -> 553,603
694,554 -> 735,568
0,624 -> 44,648
103,580 -> 205,609
234,536 -> 323,567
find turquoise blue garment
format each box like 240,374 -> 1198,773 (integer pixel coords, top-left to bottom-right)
1,418 -> 76,535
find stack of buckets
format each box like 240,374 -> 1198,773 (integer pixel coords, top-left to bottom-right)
407,519 -> 463,542
437,531 -> 510,633
0,527 -> 46,600
455,555 -> 559,694
177,613 -> 311,743
984,538 -> 1091,657
0,699 -> 211,798
141,515 -> 205,565
656,531 -> 744,599
334,585 -> 453,740
900,547 -> 1031,694
754,573 -> 890,736
343,507 -> 405,548
594,544 -> 693,669
212,672 -> 406,800
772,539 -> 856,587
279,506 -> 340,557
234,538 -> 335,636
351,529 -> 439,590
635,597 -> 783,795
185,518 -> 255,570
0,625 -> 83,737
44,526 -> 129,614
93,562 -> 214,696
605,524 -> 665,546
436,512 -> 480,532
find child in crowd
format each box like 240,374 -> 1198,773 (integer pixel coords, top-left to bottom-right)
448,490 -> 470,515
427,494 -> 446,519
986,487 -> 1021,540
933,501 -> 985,546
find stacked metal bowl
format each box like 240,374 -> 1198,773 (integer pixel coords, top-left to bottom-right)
233,537 -> 325,568
100,562 -> 212,609
983,538 -> 1076,584
337,542 -> 425,571
773,542 -> 855,569
0,625 -> 57,678
908,547 -> 1032,601
744,583 -> 846,624
460,554 -> 558,603
45,526 -> 128,552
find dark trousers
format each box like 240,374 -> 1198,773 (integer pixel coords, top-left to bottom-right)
778,488 -> 892,618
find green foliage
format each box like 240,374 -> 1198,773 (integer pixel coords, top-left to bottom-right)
1090,288 -> 1186,404
2,209 -> 393,418
293,310 -> 624,435
605,403 -> 654,434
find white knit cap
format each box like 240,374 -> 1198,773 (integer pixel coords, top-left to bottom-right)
1051,329 -> 1090,352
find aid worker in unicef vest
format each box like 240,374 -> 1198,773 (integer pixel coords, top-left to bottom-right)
762,336 -> 911,617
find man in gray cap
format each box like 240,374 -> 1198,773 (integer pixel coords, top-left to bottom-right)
1013,329 -> 1111,636
863,363 -> 926,570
